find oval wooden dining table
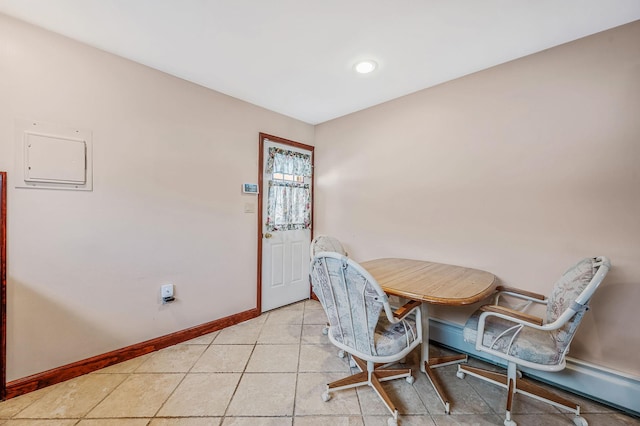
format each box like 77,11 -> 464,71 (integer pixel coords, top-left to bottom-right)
360,258 -> 497,414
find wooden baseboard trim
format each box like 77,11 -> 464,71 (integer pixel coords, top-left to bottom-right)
5,307 -> 259,400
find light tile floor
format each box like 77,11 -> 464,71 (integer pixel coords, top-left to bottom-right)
0,299 -> 638,425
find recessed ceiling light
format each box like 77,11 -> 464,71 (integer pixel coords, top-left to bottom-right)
354,60 -> 377,74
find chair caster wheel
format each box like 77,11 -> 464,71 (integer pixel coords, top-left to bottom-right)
406,375 -> 415,384
322,326 -> 329,335
387,417 -> 397,426
338,350 -> 346,358
572,416 -> 588,426
456,370 -> 466,379
504,419 -> 517,426
322,391 -> 331,402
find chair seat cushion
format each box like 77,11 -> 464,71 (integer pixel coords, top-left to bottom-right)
463,258 -> 599,366
373,315 -> 419,357
463,312 -> 560,365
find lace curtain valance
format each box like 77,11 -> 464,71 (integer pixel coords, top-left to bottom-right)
265,147 -> 312,177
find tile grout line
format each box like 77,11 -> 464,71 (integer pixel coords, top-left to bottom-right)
465,371 -> 505,419
304,298 -> 367,425
147,333 -> 218,420
78,371 -> 134,422
219,310 -> 267,423
291,301 -> 307,426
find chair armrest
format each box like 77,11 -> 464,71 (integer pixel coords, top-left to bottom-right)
393,300 -> 421,320
496,286 -> 546,301
480,305 -> 544,326
494,286 -> 547,312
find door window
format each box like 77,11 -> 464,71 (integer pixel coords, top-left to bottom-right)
265,147 -> 311,231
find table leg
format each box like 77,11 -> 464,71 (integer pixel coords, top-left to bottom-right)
420,302 -> 430,373
420,303 -> 467,414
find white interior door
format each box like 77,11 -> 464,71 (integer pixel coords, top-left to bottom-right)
261,139 -> 312,312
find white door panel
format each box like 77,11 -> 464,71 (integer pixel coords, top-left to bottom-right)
268,238 -> 285,288
261,139 -> 312,312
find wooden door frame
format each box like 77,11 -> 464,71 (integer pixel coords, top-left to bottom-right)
1,171 -> 7,400
256,133 -> 314,313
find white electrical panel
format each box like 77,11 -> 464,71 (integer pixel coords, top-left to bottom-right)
15,120 -> 93,191
25,133 -> 86,183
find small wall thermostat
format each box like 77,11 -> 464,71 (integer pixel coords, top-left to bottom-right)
243,183 -> 259,194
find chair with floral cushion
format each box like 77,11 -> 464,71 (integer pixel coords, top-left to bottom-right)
310,235 -> 349,336
457,256 -> 610,426
310,252 -> 422,426
310,235 -> 348,258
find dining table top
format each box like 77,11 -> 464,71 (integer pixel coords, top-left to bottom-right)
360,257 -> 497,306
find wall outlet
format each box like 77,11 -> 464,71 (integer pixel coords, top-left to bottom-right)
160,284 -> 173,303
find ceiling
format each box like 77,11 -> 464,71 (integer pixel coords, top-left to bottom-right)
1,1 -> 639,125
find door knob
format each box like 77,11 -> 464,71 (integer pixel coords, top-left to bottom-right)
264,233 -> 273,239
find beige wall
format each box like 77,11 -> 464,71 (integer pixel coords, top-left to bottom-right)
0,14 -> 314,380
2,10 -> 639,384
315,21 -> 640,376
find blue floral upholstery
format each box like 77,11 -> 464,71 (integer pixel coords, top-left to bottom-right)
373,315 -> 419,357
463,258 -> 597,365
311,255 -> 418,358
